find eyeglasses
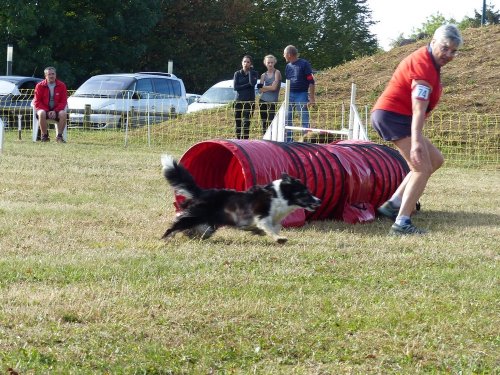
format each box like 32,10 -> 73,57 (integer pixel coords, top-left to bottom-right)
438,43 -> 459,57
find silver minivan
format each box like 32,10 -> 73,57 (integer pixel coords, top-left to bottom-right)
68,72 -> 188,129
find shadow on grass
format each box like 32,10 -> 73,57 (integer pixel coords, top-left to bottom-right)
308,209 -> 500,235
159,210 -> 498,243
417,210 -> 500,227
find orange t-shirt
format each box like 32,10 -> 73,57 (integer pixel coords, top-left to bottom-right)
373,46 -> 442,116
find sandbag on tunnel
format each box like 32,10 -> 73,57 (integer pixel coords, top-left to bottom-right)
175,139 -> 409,227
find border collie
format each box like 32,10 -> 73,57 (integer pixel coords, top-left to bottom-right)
161,155 -> 321,243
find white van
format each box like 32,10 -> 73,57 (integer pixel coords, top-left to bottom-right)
68,72 -> 188,128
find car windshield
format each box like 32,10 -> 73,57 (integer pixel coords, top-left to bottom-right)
0,77 -> 21,84
0,80 -> 18,95
73,76 -> 134,98
198,87 -> 236,104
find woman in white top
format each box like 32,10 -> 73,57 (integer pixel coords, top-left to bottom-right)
258,55 -> 282,135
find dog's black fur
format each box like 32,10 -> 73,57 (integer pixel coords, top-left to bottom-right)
161,155 -> 321,243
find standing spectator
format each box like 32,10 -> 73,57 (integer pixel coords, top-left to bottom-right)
371,24 -> 463,235
34,66 -> 68,143
233,55 -> 258,139
283,45 -> 315,142
258,54 -> 282,135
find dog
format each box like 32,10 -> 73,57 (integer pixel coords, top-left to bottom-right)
161,154 -> 321,243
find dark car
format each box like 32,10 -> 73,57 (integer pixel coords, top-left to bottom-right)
0,75 -> 43,129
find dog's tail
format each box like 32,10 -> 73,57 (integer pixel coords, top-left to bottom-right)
161,154 -> 202,199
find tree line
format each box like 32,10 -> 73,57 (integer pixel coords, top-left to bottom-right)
0,0 -> 497,93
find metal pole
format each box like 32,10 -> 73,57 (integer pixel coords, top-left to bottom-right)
6,44 -> 13,75
18,114 -> 22,140
481,0 -> 486,25
348,83 -> 356,140
168,60 -> 173,74
0,118 -> 5,153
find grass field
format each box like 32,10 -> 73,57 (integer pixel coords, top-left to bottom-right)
0,135 -> 499,374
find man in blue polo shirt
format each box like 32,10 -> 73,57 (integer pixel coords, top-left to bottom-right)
283,45 -> 316,142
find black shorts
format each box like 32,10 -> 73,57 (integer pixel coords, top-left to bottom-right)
371,109 -> 412,141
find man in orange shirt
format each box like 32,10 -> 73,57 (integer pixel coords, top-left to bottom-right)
371,24 -> 463,235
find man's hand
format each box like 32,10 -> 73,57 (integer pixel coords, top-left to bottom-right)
48,111 -> 56,120
410,139 -> 424,167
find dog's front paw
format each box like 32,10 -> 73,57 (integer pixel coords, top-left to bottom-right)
276,237 -> 287,244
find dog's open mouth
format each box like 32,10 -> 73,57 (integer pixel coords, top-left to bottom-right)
304,198 -> 322,211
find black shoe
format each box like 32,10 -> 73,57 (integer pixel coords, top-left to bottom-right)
40,133 -> 50,142
56,135 -> 65,143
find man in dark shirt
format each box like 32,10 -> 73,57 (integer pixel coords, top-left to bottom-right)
283,45 -> 315,142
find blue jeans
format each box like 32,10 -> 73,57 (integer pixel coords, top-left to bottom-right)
286,91 -> 309,142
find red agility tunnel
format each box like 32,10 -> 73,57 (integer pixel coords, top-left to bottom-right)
176,139 -> 409,227
324,140 -> 409,223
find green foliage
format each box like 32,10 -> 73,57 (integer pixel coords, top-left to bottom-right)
459,2 -> 500,28
312,0 -> 379,67
413,13 -> 449,38
0,0 -> 379,92
144,0 -> 256,94
2,1 -> 495,93
0,0 -> 163,86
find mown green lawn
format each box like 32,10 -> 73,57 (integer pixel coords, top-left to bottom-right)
0,134 -> 498,374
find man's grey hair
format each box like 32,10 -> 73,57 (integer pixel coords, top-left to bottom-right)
284,45 -> 298,56
433,24 -> 463,47
44,66 -> 56,75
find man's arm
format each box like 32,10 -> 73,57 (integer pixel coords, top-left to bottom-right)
410,79 -> 431,167
33,84 -> 49,111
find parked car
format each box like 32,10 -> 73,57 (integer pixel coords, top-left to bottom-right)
68,72 -> 188,129
186,93 -> 201,106
187,80 -> 236,114
187,79 -> 286,114
0,75 -> 43,128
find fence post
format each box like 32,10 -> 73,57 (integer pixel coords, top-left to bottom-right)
17,114 -> 22,140
147,93 -> 151,147
128,107 -> 136,128
83,104 -> 91,129
348,83 -> 356,140
124,106 -> 134,147
0,118 -> 4,153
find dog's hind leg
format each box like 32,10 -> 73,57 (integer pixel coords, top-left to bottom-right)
185,224 -> 216,239
161,226 -> 178,240
162,215 -> 202,239
161,216 -> 211,240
